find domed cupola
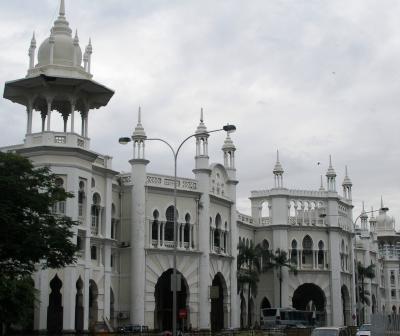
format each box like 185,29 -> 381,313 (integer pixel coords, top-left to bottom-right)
342,166 -> 352,200
195,108 -> 208,135
376,198 -> 395,232
222,131 -> 236,170
326,155 -> 337,192
27,0 -> 91,79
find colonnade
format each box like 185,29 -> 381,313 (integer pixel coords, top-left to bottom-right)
150,221 -> 195,249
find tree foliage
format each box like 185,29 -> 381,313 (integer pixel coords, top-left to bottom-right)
357,262 -> 375,306
0,152 -> 78,275
0,152 -> 78,330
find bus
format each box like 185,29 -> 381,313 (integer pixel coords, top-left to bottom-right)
260,308 -> 315,328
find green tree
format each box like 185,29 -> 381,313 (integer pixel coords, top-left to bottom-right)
237,241 -> 260,328
0,152 -> 78,332
357,262 -> 375,323
259,247 -> 297,307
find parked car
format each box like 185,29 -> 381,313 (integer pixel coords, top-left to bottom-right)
311,327 -> 348,336
118,324 -> 149,334
356,324 -> 371,336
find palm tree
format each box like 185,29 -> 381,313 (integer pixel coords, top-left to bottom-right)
237,241 -> 260,328
357,262 -> 375,323
258,247 -> 297,307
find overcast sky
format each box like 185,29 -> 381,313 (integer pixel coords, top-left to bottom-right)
1,0 -> 400,224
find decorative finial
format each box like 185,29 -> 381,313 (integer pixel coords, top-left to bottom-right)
362,201 -> 365,211
138,106 -> 142,124
73,29 -> 79,43
276,149 -> 280,162
59,0 -> 66,17
200,107 -> 204,123
381,196 -> 384,209
329,155 -> 332,167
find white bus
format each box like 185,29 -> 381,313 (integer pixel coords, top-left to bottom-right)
260,308 -> 315,328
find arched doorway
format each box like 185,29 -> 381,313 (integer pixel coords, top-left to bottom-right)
89,280 -> 98,329
211,273 -> 227,331
240,295 -> 247,328
292,283 -> 326,326
341,285 -> 351,326
47,275 -> 63,333
75,277 -> 84,332
261,297 -> 271,310
154,269 -> 188,331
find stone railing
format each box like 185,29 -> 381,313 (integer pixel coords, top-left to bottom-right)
237,212 -> 254,225
119,173 -> 197,191
25,131 -> 90,149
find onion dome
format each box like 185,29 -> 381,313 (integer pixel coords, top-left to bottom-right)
376,198 -> 395,231
37,0 -> 82,67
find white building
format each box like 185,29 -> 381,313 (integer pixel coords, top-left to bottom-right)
2,0 -> 398,333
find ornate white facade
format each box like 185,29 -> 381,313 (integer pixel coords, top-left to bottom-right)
2,1 -> 400,333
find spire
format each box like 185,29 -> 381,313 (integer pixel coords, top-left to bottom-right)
59,0 -> 66,18
319,175 -> 325,191
273,150 -> 284,175
360,201 -> 368,219
326,155 -> 336,177
30,32 -> 36,48
132,106 -> 146,138
342,165 -> 352,186
195,107 -> 208,135
370,206 -> 376,220
381,196 -> 384,209
73,30 -> 79,44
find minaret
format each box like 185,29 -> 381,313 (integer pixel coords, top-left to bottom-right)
28,32 -> 36,69
86,38 -> 93,73
273,150 -> 284,188
369,207 -> 376,232
360,202 -> 368,231
342,166 -> 352,201
326,155 -> 337,192
129,107 -> 148,325
193,108 -> 211,329
73,30 -> 80,66
221,129 -> 239,327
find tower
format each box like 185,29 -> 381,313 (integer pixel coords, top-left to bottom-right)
3,0 -> 113,150
129,107 -> 148,325
193,109 -> 211,329
360,202 -> 368,231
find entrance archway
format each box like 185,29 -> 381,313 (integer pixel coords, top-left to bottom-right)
341,285 -> 351,326
89,280 -> 98,329
75,277 -> 84,332
211,273 -> 227,331
154,269 -> 188,331
47,275 -> 63,333
292,283 -> 326,326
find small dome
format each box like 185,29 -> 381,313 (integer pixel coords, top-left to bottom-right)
38,34 -> 82,67
196,108 -> 208,135
376,209 -> 395,231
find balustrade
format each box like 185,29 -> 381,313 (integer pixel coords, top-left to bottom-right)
149,220 -> 196,251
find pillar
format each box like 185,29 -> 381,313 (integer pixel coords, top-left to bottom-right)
46,100 -> 52,131
129,157 -> 149,325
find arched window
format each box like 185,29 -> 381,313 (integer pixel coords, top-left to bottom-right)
318,240 -> 324,266
91,193 -> 101,235
152,210 -> 159,240
111,203 -> 117,239
165,206 -> 177,242
291,239 -> 298,264
78,180 -> 85,218
302,235 -> 313,265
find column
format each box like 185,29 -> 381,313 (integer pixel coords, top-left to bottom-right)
70,102 -> 75,133
157,222 -> 161,247
129,157 -> 149,325
46,100 -> 52,131
104,243 -> 112,320
81,112 -> 85,136
34,269 -> 49,331
84,110 -> 89,137
161,222 -> 165,247
180,224 -> 184,248
26,105 -> 33,134
41,112 -> 46,132
63,267 -> 77,331
189,223 -> 192,250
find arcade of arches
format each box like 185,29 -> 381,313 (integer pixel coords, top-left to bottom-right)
154,270 -> 228,331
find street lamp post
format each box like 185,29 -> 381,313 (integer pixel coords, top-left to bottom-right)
320,206 -> 388,326
119,123 -> 236,336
